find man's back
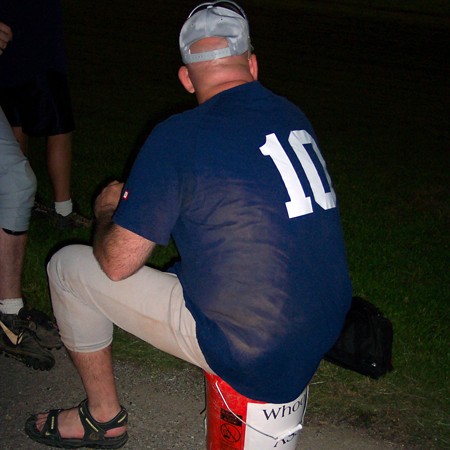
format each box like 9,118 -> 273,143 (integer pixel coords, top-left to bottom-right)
114,81 -> 352,402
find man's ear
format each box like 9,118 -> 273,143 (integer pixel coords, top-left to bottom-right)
248,54 -> 258,81
178,66 -> 195,93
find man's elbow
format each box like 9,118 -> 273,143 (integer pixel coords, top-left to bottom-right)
94,251 -> 129,281
104,267 -> 127,282
101,260 -> 131,281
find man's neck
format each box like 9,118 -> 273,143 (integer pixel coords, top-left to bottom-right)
197,79 -> 251,104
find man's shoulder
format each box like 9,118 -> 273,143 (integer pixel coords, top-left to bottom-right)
155,105 -> 203,133
146,106 -> 209,151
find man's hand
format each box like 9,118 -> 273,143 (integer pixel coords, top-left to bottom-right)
0,22 -> 13,55
94,181 -> 124,221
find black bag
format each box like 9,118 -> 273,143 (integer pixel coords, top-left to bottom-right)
324,296 -> 394,379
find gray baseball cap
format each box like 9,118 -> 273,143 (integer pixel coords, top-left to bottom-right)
179,1 -> 252,64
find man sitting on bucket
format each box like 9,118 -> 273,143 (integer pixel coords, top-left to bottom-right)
25,1 -> 352,448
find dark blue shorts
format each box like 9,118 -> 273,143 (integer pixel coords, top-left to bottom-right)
0,70 -> 75,136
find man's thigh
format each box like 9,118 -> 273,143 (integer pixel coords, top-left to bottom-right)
48,244 -> 211,371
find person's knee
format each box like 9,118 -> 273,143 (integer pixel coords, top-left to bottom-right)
47,244 -> 95,285
47,245 -> 94,317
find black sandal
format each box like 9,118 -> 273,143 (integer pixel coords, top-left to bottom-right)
25,399 -> 128,449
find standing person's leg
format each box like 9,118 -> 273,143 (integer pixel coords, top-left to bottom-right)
46,132 -> 72,203
42,71 -> 88,227
0,230 -> 27,299
26,244 -> 210,446
17,70 -> 91,229
46,131 -> 93,228
0,109 -> 33,303
0,108 -> 59,368
46,132 -> 91,230
12,125 -> 72,206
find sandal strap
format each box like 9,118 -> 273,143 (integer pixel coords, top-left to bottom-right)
40,409 -> 63,439
78,399 -> 128,440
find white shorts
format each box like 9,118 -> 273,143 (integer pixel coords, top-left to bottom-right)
47,244 -> 212,372
0,107 -> 36,232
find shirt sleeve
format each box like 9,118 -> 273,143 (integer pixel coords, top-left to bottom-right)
113,124 -> 182,245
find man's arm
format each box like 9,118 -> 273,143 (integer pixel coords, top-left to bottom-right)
0,22 -> 13,55
93,181 -> 156,281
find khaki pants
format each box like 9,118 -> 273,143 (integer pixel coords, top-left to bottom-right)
48,244 -> 212,371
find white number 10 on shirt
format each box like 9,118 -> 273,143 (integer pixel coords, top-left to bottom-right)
259,130 -> 337,218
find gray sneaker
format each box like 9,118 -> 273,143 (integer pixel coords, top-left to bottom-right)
17,306 -> 62,349
55,209 -> 92,230
0,312 -> 56,370
32,196 -> 92,230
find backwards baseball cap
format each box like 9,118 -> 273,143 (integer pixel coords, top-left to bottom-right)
179,1 -> 252,64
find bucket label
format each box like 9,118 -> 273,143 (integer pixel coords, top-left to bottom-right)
243,389 -> 307,449
221,409 -> 243,427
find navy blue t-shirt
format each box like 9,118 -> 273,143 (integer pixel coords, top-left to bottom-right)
114,81 -> 352,402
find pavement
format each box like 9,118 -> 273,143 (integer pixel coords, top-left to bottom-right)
0,350 -> 406,449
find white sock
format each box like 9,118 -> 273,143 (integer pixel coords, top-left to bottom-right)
0,298 -> 24,315
55,199 -> 73,217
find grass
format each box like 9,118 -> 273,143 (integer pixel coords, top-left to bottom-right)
21,1 -> 449,448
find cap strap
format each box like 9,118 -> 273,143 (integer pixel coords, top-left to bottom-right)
185,46 -> 232,64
